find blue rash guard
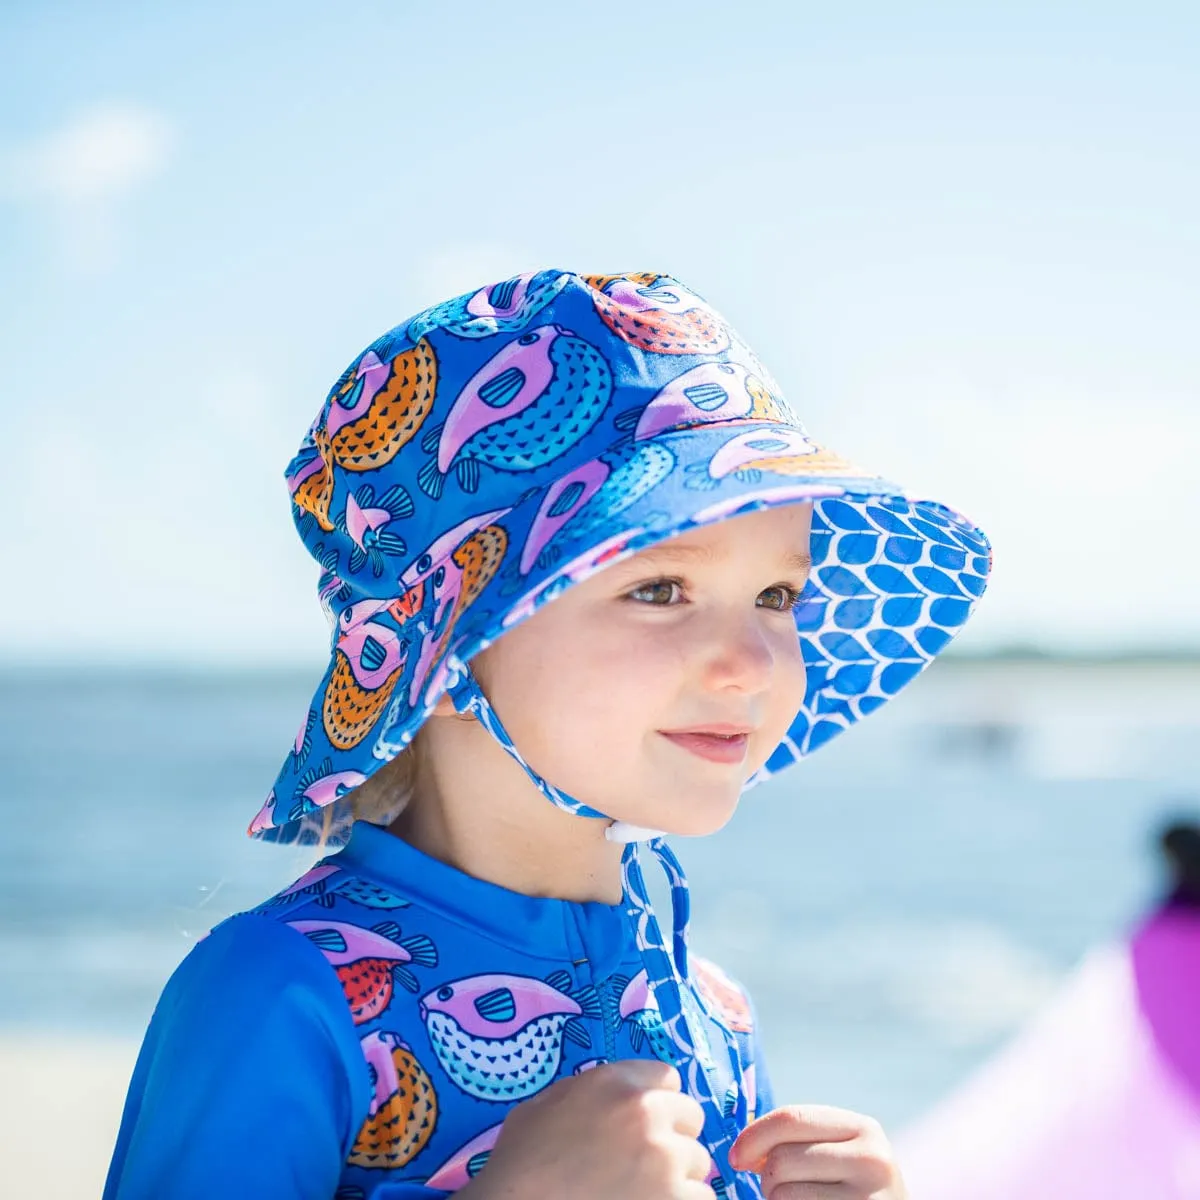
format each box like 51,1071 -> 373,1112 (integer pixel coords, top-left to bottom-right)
104,821 -> 776,1198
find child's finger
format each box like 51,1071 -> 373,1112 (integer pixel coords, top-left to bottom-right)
766,1186 -> 844,1200
729,1105 -> 867,1172
607,1057 -> 682,1092
760,1138 -> 895,1193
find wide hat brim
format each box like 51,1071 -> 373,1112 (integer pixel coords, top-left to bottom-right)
251,417 -> 989,846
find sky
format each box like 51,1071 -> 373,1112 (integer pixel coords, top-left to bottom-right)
2,1 -> 1198,665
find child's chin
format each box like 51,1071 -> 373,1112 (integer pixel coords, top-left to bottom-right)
630,797 -> 739,839
682,808 -> 739,838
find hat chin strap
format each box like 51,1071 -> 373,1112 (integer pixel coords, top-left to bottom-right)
444,659 -> 666,841
445,660 -> 763,1200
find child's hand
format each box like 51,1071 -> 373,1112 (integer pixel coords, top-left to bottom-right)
457,1058 -> 717,1200
729,1104 -> 909,1199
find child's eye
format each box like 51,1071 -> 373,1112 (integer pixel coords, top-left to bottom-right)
758,585 -> 805,612
628,579 -> 684,606
626,580 -> 806,610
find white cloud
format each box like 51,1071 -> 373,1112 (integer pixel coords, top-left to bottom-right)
1,103 -> 175,272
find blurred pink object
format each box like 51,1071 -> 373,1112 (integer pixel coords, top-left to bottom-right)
896,905 -> 1200,1199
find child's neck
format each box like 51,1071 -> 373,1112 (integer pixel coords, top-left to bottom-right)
386,787 -> 628,906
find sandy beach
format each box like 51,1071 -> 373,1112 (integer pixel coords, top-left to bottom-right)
0,1033 -> 138,1198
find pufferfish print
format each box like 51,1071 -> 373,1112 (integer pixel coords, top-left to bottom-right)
290,918 -> 438,1024
321,590 -> 429,748
416,325 -> 612,499
348,1030 -> 439,1171
614,969 -> 676,1062
683,427 -> 857,491
286,756 -> 368,825
501,526 -> 647,628
329,879 -> 412,910
313,547 -> 354,629
419,969 -> 601,1102
247,788 -> 280,837
515,456 -> 613,576
619,360 -> 797,442
522,441 -> 675,575
264,865 -> 411,912
249,772 -> 361,836
291,708 -> 318,765
582,272 -> 730,356
265,864 -> 343,908
398,513 -> 509,707
690,480 -> 844,527
422,1123 -> 503,1191
288,338 -> 436,533
321,602 -> 411,750
334,483 -> 414,577
407,270 -> 570,341
691,955 -> 755,1034
707,1163 -> 732,1199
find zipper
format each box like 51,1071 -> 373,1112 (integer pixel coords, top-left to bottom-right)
599,972 -> 617,1062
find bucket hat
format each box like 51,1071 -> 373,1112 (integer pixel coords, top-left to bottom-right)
249,269 -> 991,1198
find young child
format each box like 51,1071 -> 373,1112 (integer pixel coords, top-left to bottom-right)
103,269 -> 990,1199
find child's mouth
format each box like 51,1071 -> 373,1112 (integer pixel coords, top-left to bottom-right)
659,731 -> 749,764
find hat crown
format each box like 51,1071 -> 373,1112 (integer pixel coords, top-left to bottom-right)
286,268 -> 804,629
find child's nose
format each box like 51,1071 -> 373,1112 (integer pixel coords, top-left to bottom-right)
698,614 -> 778,693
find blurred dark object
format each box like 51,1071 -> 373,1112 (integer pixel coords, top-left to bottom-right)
1160,815 -> 1200,906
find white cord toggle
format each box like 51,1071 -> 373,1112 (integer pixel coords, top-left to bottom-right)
605,819 -> 669,843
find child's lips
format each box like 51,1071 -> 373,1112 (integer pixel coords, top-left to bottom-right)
659,730 -> 750,763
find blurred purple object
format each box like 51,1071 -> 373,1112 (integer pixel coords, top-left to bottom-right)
896,904 -> 1200,1199
1134,903 -> 1200,1107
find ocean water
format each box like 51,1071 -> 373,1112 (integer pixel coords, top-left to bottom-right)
2,660 -> 1198,1131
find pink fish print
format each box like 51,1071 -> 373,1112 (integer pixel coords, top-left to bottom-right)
623,361 -> 792,442
399,508 -> 510,705
321,612 -> 410,750
336,483 -> 413,577
517,457 -> 613,575
616,969 -> 676,1063
502,528 -> 644,628
247,788 -> 279,836
692,954 -> 755,1034
419,969 -> 600,1101
349,1030 -> 438,1170
286,757 -> 368,825
685,427 -> 858,491
406,270 -> 570,342
416,325 -> 611,498
583,272 -> 730,356
291,918 -> 437,1023
691,483 -> 844,526
422,1123 -> 504,1190
266,864 -> 343,909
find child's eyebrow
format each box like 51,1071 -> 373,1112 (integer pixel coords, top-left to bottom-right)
631,542 -> 813,572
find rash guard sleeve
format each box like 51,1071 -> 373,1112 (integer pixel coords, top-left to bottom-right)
103,912 -> 372,1200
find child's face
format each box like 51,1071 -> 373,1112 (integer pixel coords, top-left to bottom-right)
469,504 -> 812,837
